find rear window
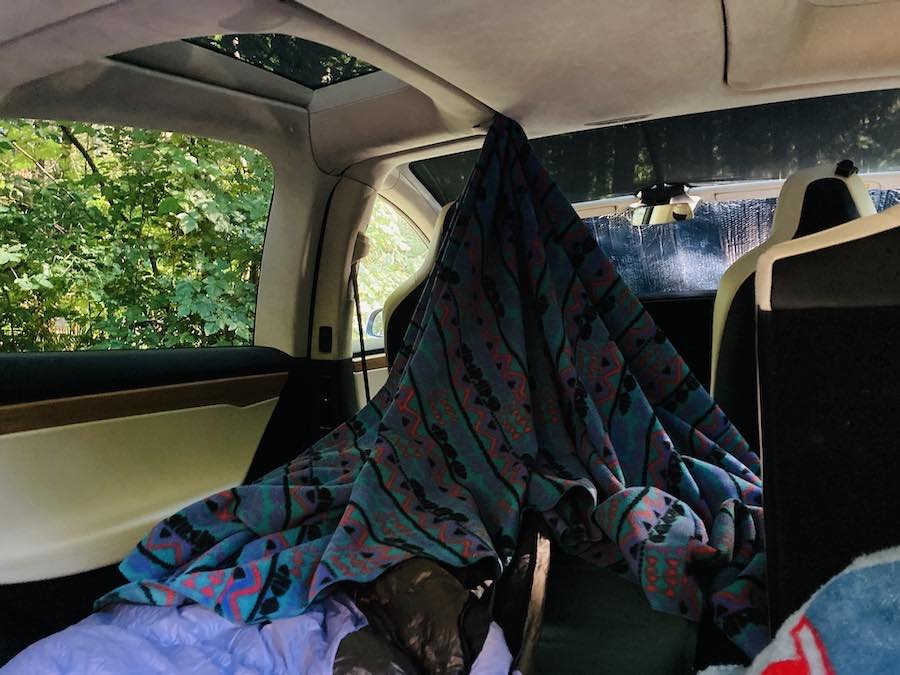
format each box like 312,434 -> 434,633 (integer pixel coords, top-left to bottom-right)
411,89 -> 900,206
0,119 -> 273,352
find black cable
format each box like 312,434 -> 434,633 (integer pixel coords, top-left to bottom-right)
351,264 -> 371,403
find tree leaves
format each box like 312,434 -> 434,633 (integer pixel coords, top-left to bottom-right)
1,119 -> 430,353
0,118 -> 274,351
356,198 -> 429,336
157,195 -> 182,216
0,242 -> 24,267
189,34 -> 378,90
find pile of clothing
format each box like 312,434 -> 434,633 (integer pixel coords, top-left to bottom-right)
4,559 -> 515,674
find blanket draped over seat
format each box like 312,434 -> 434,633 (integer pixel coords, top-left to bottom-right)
100,116 -> 767,656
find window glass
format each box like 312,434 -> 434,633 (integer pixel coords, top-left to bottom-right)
0,119 -> 274,351
584,199 -> 776,296
188,34 -> 378,90
355,198 -> 429,351
411,89 -> 900,205
585,188 -> 900,297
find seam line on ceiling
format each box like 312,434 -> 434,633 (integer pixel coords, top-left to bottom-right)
720,0 -> 731,84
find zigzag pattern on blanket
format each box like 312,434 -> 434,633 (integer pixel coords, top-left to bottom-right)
99,115 -> 767,656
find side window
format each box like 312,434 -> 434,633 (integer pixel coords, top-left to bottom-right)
355,197 -> 428,352
0,119 -> 273,351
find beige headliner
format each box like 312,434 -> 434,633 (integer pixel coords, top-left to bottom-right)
4,0 -> 900,174
298,0 -> 900,139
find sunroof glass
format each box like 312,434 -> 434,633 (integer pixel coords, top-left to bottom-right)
188,33 -> 378,90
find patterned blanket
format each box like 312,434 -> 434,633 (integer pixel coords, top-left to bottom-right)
99,116 -> 767,656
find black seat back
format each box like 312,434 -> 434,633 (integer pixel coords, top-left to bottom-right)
756,205 -> 900,627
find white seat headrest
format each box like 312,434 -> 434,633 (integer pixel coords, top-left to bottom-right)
769,164 -> 876,245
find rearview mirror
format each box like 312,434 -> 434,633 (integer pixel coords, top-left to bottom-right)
630,202 -> 695,226
630,182 -> 699,226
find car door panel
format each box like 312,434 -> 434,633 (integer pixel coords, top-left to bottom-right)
1,398 -> 278,582
352,354 -> 389,409
0,347 -> 361,586
1,371 -> 287,435
0,348 -> 295,583
0,347 -> 354,661
0,348 -> 293,405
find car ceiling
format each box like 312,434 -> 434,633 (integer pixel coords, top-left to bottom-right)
301,0 -> 734,137
2,0 -> 900,172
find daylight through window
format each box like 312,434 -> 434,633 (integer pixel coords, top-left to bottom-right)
0,119 -> 274,351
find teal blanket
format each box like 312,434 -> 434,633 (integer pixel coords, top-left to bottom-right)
100,116 -> 767,656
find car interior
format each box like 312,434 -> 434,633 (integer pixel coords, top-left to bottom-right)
3,1 -> 900,673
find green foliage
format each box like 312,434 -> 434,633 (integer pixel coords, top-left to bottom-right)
0,119 -> 273,351
357,199 -> 429,336
190,34 -> 377,89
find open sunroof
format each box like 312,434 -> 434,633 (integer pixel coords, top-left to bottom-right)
188,33 -> 378,90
